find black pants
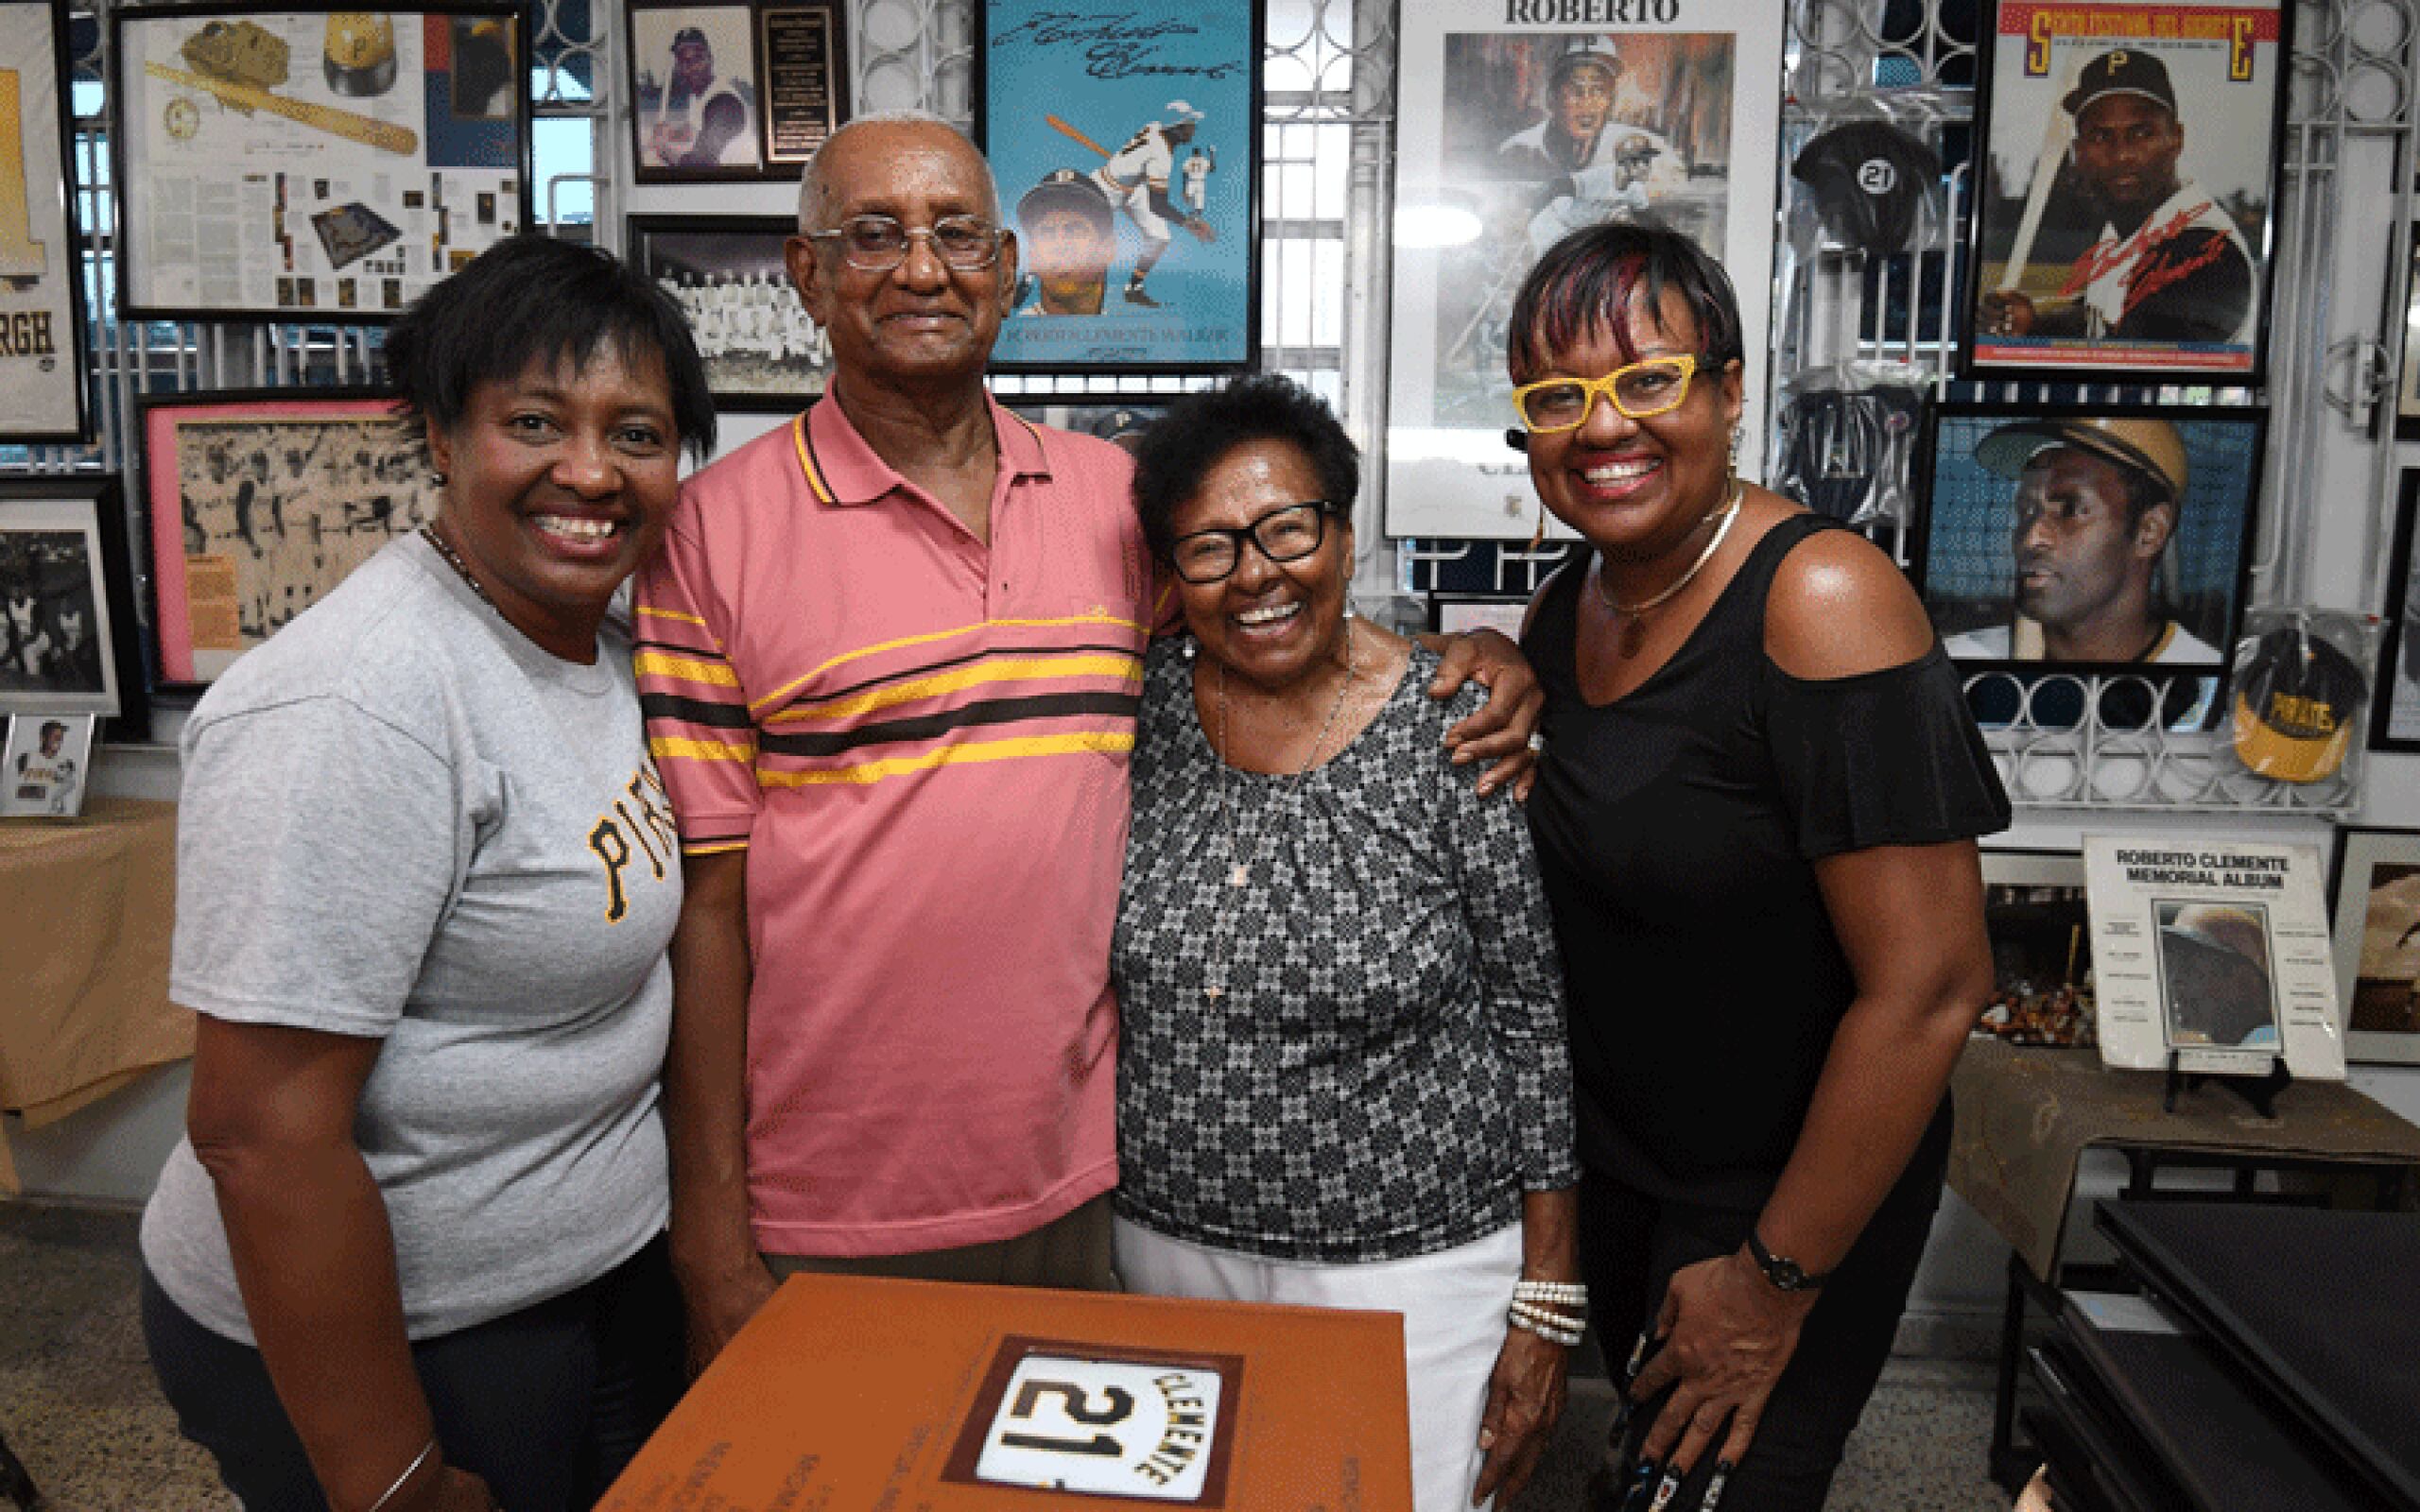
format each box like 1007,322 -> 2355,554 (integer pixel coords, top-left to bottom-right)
142,1235 -> 683,1512
1579,1112 -> 1948,1512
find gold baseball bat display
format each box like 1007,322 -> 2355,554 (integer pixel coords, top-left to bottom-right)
144,60 -> 419,155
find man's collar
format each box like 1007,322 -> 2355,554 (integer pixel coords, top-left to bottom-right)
793,391 -> 1054,507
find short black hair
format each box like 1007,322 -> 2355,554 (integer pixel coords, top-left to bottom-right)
385,233 -> 717,460
1130,375 -> 1358,564
1507,219 -> 1744,383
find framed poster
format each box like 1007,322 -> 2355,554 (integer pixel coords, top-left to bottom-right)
1385,11 -> 1785,540
629,0 -> 846,182
142,391 -> 439,685
1003,399 -> 1165,454
1962,0 -> 2289,384
630,215 -> 826,409
0,0 -> 89,441
2374,472 -> 2420,752
1,711 -> 93,817
2329,828 -> 2420,1065
976,0 -> 1260,373
113,3 -> 530,322
0,478 -> 146,740
1977,850 -> 2098,1049
1915,403 -> 2262,678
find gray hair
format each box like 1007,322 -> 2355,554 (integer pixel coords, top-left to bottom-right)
795,110 -> 1003,232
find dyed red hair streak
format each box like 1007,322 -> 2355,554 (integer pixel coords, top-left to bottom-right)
1506,220 -> 1745,384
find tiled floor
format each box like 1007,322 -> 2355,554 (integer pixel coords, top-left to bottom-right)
0,1201 -> 2009,1510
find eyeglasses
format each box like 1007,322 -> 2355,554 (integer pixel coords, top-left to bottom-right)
1511,354 -> 1702,434
805,214 -> 1003,272
1169,502 -> 1333,584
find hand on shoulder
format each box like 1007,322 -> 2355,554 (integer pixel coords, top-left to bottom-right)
1761,513 -> 1935,681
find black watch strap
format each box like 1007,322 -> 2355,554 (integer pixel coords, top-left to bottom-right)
1746,1229 -> 1829,1292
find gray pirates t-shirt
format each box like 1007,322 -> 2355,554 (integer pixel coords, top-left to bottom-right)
141,533 -> 681,1342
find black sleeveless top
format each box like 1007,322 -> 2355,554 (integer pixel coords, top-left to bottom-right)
1523,514 -> 2011,1212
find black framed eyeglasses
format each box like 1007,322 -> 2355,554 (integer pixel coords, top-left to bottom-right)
1169,502 -> 1333,584
805,214 -> 1003,271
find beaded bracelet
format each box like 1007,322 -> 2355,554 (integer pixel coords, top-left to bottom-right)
1512,1279 -> 1589,1307
1508,1301 -> 1585,1347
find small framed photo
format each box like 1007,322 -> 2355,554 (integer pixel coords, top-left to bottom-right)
1003,400 -> 1166,455
629,215 -> 825,409
2331,828 -> 2420,1065
628,0 -> 845,182
0,0 -> 93,441
0,478 -> 147,743
142,390 -> 439,686
2,711 -> 94,816
1915,402 -> 2263,677
1961,0 -> 2289,385
1977,850 -> 2097,1049
2373,472 -> 2420,753
1426,593 -> 1530,640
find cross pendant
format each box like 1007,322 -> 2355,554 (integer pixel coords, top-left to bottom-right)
1204,984 -> 1224,1002
1228,862 -> 1250,886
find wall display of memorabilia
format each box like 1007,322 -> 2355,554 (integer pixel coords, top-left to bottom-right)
628,0 -> 846,181
1978,850 -> 2098,1049
2329,828 -> 2420,1065
0,479 -> 145,739
114,4 -> 528,321
629,215 -> 826,409
1003,400 -> 1164,454
2375,472 -> 2420,752
0,0 -> 88,441
1385,8 -> 1784,540
143,391 -> 439,685
1962,0 -> 2289,384
977,0 -> 1259,373
2083,835 -> 2345,1079
0,710 -> 92,817
1916,403 -> 2262,677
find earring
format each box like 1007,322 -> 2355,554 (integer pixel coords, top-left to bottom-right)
430,472 -> 448,487
1340,562 -> 1355,620
1181,639 -> 1197,662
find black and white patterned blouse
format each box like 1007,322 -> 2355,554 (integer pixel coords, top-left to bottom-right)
1112,639 -> 1579,1264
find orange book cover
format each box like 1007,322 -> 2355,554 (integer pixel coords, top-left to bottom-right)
598,1273 -> 1411,1511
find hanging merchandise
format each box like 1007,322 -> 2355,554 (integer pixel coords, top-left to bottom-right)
1769,361 -> 1928,527
1789,117 -> 1943,258
2229,608 -> 2381,785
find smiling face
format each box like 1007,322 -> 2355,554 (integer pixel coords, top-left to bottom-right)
2009,447 -> 2169,644
424,343 -> 683,662
1172,438 -> 1352,696
2072,94 -> 2184,218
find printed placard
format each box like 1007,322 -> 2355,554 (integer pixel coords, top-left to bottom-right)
943,1338 -> 1242,1505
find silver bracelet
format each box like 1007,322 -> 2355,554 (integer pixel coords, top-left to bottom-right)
364,1437 -> 439,1512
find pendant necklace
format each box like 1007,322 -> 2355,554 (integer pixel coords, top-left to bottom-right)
420,524 -> 500,614
1597,477 -> 1744,659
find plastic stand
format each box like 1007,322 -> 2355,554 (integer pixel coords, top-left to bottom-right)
2163,1050 -> 2292,1119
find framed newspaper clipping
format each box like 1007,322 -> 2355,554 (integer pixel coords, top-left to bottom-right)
2329,828 -> 2420,1065
1385,6 -> 1785,540
629,214 -> 827,409
112,2 -> 531,322
1962,0 -> 2290,385
976,0 -> 1261,374
0,477 -> 146,741
628,0 -> 847,182
0,0 -> 89,442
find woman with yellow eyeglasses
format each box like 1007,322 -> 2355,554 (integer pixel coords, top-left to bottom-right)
1509,222 -> 2010,1512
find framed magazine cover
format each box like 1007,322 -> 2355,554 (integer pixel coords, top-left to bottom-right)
0,477 -> 147,741
1961,0 -> 2290,385
112,2 -> 531,321
0,0 -> 91,441
629,214 -> 826,409
141,390 -> 438,686
627,0 -> 847,182
976,0 -> 1260,374
2374,471 -> 2420,752
1383,6 -> 1786,539
2330,828 -> 2420,1064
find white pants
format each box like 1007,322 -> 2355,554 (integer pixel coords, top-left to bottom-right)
1115,1217 -> 1522,1512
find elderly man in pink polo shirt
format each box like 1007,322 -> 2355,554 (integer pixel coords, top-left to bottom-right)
633,110 -> 1541,1373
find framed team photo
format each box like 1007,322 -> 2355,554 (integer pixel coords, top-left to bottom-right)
2374,472 -> 2420,753
975,0 -> 1260,373
112,2 -> 532,321
629,215 -> 826,409
0,0 -> 91,441
1962,0 -> 2290,384
1383,5 -> 1786,539
0,478 -> 146,740
2330,828 -> 2420,1065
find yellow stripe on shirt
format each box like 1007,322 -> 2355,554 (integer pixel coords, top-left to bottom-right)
749,614 -> 1150,715
634,651 -> 743,688
650,735 -> 757,763
756,729 -> 1133,787
766,653 -> 1142,724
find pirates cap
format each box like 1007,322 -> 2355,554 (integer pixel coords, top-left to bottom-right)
1551,37 -> 1621,86
2064,49 -> 2179,118
1975,416 -> 2188,506
2231,624 -> 2369,782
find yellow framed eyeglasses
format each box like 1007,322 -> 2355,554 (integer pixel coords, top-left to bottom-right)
1512,354 -> 1700,434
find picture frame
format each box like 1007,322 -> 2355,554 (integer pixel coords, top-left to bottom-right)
2395,232 -> 2420,441
0,0 -> 92,441
1,710 -> 94,817
1426,593 -> 1529,640
627,0 -> 846,183
2329,827 -> 2420,1065
141,390 -> 439,687
2373,471 -> 2420,753
1977,849 -> 2097,1049
1913,401 -> 2263,679
629,214 -> 826,409
1382,6 -> 1786,540
1001,399 -> 1166,454
1960,0 -> 2290,386
112,2 -> 532,322
0,477 -> 147,742
976,0 -> 1260,374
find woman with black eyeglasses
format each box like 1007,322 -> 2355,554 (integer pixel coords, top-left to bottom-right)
1112,374 -> 1579,1512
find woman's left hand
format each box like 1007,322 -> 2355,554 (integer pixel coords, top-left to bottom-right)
1427,628 -> 1545,799
1629,1250 -> 1818,1487
1472,1324 -> 1568,1506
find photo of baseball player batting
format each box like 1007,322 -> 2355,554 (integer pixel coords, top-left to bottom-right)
1963,0 -> 2289,382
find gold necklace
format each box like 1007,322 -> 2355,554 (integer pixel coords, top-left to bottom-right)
1596,478 -> 1744,659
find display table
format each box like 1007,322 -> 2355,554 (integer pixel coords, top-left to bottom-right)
0,797 -> 188,1194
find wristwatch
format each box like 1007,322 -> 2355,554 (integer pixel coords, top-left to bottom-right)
1745,1229 -> 1830,1293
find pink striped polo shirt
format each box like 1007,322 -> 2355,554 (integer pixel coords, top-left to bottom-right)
632,396 -> 1163,1256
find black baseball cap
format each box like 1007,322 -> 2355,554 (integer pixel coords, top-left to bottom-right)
671,26 -> 710,50
1018,168 -> 1114,232
2231,625 -> 2368,782
2064,50 -> 2178,117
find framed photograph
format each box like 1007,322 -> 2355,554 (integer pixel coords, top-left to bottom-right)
628,0 -> 842,181
1003,400 -> 1166,455
112,3 -> 531,322
2329,828 -> 2420,1065
2373,471 -> 2420,752
2396,233 -> 2420,441
0,478 -> 146,740
1914,402 -> 2263,677
977,0 -> 1260,373
1977,850 -> 2098,1048
142,390 -> 439,686
0,0 -> 91,441
1,711 -> 94,817
1426,593 -> 1530,640
1962,0 -> 2290,384
630,215 -> 825,409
